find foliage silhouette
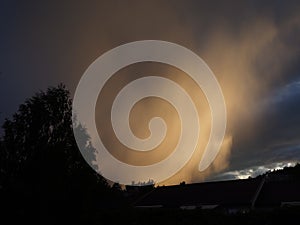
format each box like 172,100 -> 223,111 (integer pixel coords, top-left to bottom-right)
0,84 -> 122,224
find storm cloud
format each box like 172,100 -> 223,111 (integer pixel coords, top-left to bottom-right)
1,0 -> 300,184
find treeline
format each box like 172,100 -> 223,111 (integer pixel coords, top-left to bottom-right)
255,163 -> 300,180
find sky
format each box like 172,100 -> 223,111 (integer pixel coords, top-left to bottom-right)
0,0 -> 300,185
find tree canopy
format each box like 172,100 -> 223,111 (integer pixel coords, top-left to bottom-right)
0,84 -> 116,224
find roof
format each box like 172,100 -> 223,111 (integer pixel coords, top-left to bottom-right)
255,180 -> 300,207
134,178 -> 263,208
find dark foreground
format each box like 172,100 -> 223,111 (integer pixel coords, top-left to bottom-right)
6,207 -> 298,225
77,207 -> 300,225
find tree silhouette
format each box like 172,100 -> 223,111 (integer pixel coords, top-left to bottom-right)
0,84 -> 113,224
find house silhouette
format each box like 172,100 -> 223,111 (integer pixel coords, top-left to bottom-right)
134,176 -> 300,213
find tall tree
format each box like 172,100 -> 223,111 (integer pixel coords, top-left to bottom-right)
0,84 -> 110,224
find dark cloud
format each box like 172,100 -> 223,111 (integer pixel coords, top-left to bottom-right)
228,79 -> 300,172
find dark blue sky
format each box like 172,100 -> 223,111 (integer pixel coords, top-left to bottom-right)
1,0 -> 300,182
